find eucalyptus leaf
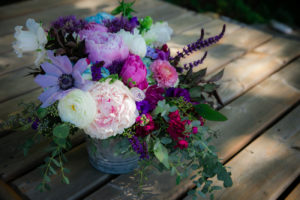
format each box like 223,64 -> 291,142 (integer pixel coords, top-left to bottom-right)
153,139 -> 170,169
53,124 -> 70,138
194,104 -> 227,121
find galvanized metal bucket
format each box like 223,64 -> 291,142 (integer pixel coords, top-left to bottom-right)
86,136 -> 139,174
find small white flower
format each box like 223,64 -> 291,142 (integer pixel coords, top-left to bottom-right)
13,18 -> 47,65
117,29 -> 147,58
58,89 -> 97,128
130,87 -> 145,102
143,22 -> 173,47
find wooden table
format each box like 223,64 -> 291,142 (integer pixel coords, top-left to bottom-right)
0,0 -> 299,199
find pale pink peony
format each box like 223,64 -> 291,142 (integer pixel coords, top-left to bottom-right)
84,79 -> 138,139
80,30 -> 129,67
150,59 -> 178,88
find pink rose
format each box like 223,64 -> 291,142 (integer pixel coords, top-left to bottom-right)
120,54 -> 148,90
80,30 -> 129,67
84,79 -> 138,139
150,59 -> 178,88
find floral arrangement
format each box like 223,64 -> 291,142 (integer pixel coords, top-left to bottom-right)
5,1 -> 232,198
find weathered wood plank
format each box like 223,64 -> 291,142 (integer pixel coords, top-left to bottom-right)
12,144 -> 114,200
286,184 -> 300,200
0,0 -> 117,37
0,89 -> 41,122
169,22 -> 272,75
168,12 -> 212,36
210,105 -> 300,200
0,67 -> 38,103
0,0 -> 85,21
0,129 -> 84,182
0,179 -> 22,200
84,59 -> 300,199
217,37 -> 300,104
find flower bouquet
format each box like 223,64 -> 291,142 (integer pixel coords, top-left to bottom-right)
6,0 -> 232,198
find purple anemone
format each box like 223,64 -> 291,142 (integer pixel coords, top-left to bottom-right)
35,51 -> 89,108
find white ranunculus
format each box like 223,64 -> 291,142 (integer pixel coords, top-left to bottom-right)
13,18 -> 47,65
84,79 -> 138,139
143,22 -> 173,47
58,89 -> 97,128
117,29 -> 147,58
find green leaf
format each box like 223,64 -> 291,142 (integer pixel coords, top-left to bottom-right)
153,139 -> 170,169
37,107 -> 47,119
208,69 -> 224,82
189,86 -> 203,98
176,175 -> 181,185
52,159 -> 60,167
203,83 -> 218,92
194,104 -> 227,121
53,124 -> 70,138
160,137 -> 172,145
53,137 -> 67,148
62,176 -> 70,184
49,166 -> 57,175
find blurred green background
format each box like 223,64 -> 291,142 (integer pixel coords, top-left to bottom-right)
165,0 -> 299,27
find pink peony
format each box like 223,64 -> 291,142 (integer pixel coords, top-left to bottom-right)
120,54 -> 148,90
150,59 -> 178,88
80,30 -> 129,67
84,79 -> 138,139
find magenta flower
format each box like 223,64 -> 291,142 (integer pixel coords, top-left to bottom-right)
120,54 -> 148,90
35,51 -> 89,108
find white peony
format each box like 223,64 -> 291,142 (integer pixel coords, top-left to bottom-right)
84,79 -> 138,139
117,29 -> 147,58
143,22 -> 173,47
13,18 -> 47,66
58,89 -> 97,128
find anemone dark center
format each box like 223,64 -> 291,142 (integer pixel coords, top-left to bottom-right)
59,74 -> 74,90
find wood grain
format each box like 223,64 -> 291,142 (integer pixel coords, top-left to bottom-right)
84,59 -> 300,200
217,37 -> 300,104
0,129 -> 84,182
12,144 -> 114,200
0,179 -> 22,200
211,105 -> 300,200
0,67 -> 38,103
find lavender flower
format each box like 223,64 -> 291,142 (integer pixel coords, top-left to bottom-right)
91,61 -> 105,81
183,51 -> 207,70
35,51 -> 89,108
104,16 -> 139,33
171,25 -> 226,62
129,136 -> 149,159
51,15 -> 87,33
